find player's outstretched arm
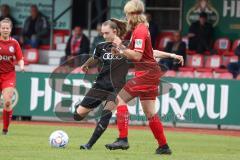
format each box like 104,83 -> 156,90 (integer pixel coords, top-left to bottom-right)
111,36 -> 143,61
81,57 -> 99,72
153,50 -> 184,66
122,49 -> 142,61
112,47 -> 142,61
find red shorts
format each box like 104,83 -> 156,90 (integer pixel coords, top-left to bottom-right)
0,71 -> 16,92
124,74 -> 160,100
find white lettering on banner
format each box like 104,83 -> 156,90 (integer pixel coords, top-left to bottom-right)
30,77 -> 92,112
29,77 -> 229,120
44,78 -> 52,111
30,78 -> 46,111
181,84 -> 205,118
160,83 -> 229,120
54,79 -> 71,111
161,83 -> 185,120
206,84 -> 229,119
223,0 -> 240,17
206,84 -> 217,119
220,85 -> 229,119
30,78 -> 52,111
223,0 -> 235,17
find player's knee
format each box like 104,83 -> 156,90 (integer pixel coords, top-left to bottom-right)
145,112 -> 155,119
116,95 -> 126,106
73,104 -> 91,121
4,100 -> 11,108
73,112 -> 85,121
74,100 -> 81,110
73,106 -> 86,121
117,99 -> 125,106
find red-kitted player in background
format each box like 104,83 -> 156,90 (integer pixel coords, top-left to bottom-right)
0,18 -> 24,135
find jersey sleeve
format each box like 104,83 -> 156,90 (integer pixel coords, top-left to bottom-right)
93,45 -> 101,59
15,41 -> 23,61
132,26 -> 148,53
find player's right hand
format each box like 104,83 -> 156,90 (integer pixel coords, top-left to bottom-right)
20,68 -> 25,72
19,62 -> 25,72
174,55 -> 184,66
81,65 -> 89,72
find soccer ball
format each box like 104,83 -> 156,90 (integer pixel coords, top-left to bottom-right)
49,130 -> 69,148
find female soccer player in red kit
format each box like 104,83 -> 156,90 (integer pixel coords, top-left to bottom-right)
105,0 -> 183,154
0,18 -> 24,135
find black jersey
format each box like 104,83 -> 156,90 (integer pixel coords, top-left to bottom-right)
93,42 -> 129,90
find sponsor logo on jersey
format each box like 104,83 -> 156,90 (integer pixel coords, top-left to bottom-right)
9,46 -> 15,53
0,55 -> 15,61
103,52 -> 123,60
135,39 -> 143,48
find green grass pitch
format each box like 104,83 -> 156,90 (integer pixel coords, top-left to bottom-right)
0,123 -> 240,160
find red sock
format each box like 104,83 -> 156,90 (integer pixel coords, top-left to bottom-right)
2,109 -> 8,131
7,110 -> 13,129
148,114 -> 167,147
116,105 -> 129,138
2,109 -> 13,131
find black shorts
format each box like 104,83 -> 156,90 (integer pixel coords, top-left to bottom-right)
80,86 -> 122,109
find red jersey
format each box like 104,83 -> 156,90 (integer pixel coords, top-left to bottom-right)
129,23 -> 161,76
0,37 -> 23,73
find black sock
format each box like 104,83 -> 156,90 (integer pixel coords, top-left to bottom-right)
161,144 -> 169,149
87,110 -> 112,147
118,137 -> 128,142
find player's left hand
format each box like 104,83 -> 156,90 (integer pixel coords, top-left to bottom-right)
174,55 -> 184,66
111,47 -> 121,55
113,36 -> 122,47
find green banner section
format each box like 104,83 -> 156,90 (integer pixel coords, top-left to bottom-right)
182,0 -> 240,40
0,0 -> 71,29
10,72 -> 240,125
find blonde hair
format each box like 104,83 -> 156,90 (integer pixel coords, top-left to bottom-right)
0,18 -> 13,29
124,0 -> 148,29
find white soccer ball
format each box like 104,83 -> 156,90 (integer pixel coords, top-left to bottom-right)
49,130 -> 69,148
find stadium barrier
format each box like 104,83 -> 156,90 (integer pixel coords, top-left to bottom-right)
11,72 -> 240,126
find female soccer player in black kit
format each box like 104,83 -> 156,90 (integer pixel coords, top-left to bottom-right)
73,19 -> 129,149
